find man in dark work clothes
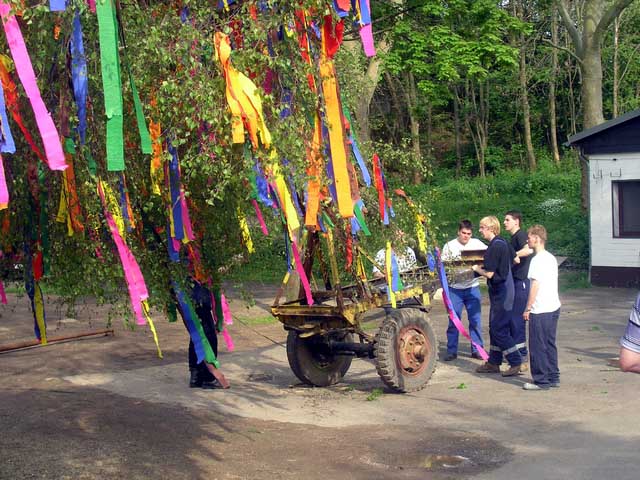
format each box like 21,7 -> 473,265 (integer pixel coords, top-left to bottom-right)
472,216 -> 522,376
504,210 -> 534,371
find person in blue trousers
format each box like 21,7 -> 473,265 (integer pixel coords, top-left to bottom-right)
472,216 -> 522,377
441,220 -> 487,361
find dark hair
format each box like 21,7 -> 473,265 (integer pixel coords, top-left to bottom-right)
505,210 -> 523,227
458,219 -> 473,231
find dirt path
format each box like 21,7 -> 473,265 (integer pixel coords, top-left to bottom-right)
1,284 -> 638,479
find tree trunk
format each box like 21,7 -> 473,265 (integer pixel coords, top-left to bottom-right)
549,9 -> 561,165
348,37 -> 389,144
404,73 -> 422,184
384,71 -> 404,143
519,33 -> 536,170
453,86 -> 462,177
613,16 -> 620,118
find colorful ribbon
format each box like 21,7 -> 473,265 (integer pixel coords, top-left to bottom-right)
70,11 -> 88,145
96,0 -> 124,171
0,3 -> 66,171
436,248 -> 489,361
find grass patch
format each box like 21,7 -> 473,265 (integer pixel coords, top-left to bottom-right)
559,270 -> 590,292
366,387 -> 384,401
235,314 -> 279,326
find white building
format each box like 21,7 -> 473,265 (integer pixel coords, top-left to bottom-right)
567,110 -> 640,287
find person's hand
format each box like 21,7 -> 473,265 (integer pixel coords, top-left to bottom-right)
523,309 -> 530,321
514,256 -> 521,264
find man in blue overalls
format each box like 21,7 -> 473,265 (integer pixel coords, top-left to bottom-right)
472,216 -> 522,377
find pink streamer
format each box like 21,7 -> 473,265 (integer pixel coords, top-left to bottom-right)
0,4 -> 66,171
291,241 -> 313,305
98,183 -> 148,325
442,288 -> 489,361
179,189 -> 195,241
359,24 -> 376,57
87,0 -> 96,13
0,153 -> 8,208
0,278 -> 7,304
221,328 -> 235,352
251,199 -> 269,235
221,294 -> 233,325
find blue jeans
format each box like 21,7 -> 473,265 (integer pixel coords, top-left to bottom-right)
511,278 -> 529,357
447,286 -> 483,355
529,309 -> 560,387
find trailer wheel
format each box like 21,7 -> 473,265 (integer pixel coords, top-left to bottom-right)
287,331 -> 353,387
375,308 -> 437,393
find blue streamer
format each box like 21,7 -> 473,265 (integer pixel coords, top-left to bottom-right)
0,77 -> 15,153
350,136 -> 370,186
70,11 -> 87,145
49,0 -> 66,11
167,139 -> 184,240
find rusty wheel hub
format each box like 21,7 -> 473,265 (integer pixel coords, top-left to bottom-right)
397,326 -> 430,375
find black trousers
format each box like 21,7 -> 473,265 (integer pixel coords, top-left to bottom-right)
528,309 -> 560,387
188,304 -> 218,379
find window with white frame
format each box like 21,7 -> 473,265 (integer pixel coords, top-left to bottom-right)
612,180 -> 640,238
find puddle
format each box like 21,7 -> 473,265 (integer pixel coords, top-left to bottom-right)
421,454 -> 470,469
246,373 -> 274,382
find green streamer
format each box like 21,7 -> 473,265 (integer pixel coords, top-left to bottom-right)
38,163 -> 50,275
125,61 -> 152,154
354,203 -> 371,236
96,0 -> 124,171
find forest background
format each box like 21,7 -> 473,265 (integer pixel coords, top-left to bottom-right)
2,0 -> 637,316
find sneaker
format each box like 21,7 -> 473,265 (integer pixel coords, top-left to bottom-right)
501,364 -> 522,377
476,362 -> 500,373
444,353 -> 457,361
523,382 -> 549,391
519,362 -> 529,373
471,352 -> 482,360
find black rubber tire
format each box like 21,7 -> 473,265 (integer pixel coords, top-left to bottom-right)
286,330 -> 354,387
374,308 -> 437,393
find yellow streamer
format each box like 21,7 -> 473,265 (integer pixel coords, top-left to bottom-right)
237,207 -> 254,253
319,55 -> 352,218
214,32 -> 271,149
385,241 -> 396,308
142,300 -> 163,359
34,281 -> 47,345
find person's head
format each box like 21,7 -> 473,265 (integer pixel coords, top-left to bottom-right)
504,210 -> 523,234
527,224 -> 547,251
457,219 -> 473,245
479,216 -> 500,240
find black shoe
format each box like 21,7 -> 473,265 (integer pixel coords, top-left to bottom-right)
189,370 -> 202,388
444,353 -> 457,361
201,379 -> 221,389
471,352 -> 481,360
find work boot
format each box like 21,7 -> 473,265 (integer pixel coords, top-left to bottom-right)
471,352 -> 482,360
444,353 -> 457,361
476,362 -> 500,374
519,361 -> 529,373
189,370 -> 202,388
501,364 -> 522,377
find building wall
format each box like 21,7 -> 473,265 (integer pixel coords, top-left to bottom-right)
589,153 -> 640,270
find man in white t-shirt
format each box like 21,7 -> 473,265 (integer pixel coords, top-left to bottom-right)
372,230 -> 417,279
522,224 -> 561,390
441,220 -> 488,361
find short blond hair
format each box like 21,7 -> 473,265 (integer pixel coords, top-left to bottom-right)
528,224 -> 547,243
479,216 -> 501,235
